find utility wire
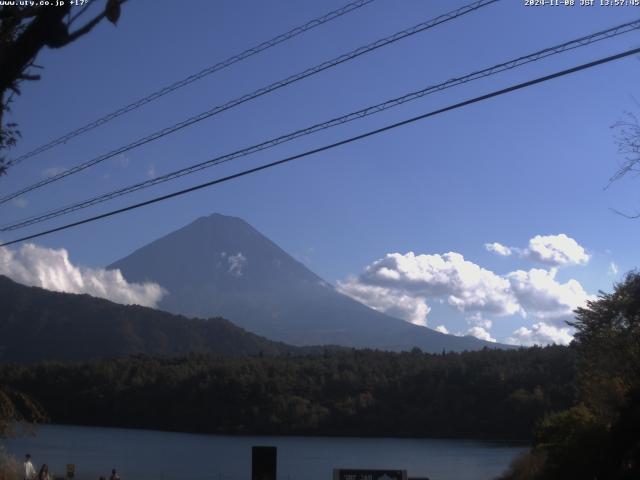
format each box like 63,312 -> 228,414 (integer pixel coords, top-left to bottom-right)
3,18 -> 639,233
2,46 -> 638,248
4,0 -> 376,168
0,0 -> 499,206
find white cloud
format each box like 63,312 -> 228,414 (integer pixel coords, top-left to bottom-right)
435,325 -> 449,334
41,166 -> 66,178
340,231 -> 594,342
340,243 -> 594,341
337,277 -> 430,326
227,252 -> 247,277
467,326 -> 496,343
507,322 -> 573,346
0,243 -> 165,307
147,164 -> 157,179
507,268 -> 593,325
523,234 -> 589,266
11,197 -> 28,208
352,251 -> 521,316
467,312 -> 492,329
485,242 -> 512,256
608,262 -> 619,276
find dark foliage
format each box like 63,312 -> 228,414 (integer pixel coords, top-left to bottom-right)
0,384 -> 46,438
502,272 -> 640,479
0,275 -> 323,362
0,346 -> 576,440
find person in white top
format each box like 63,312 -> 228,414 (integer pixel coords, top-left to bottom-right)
23,454 -> 36,480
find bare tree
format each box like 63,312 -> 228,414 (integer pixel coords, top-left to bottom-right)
609,107 -> 640,217
611,111 -> 640,182
0,0 -> 126,175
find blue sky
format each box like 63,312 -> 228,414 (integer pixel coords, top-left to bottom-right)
1,0 -> 639,344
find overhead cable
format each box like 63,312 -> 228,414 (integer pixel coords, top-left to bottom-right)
5,0 -> 377,168
2,45 -> 638,247
3,18 -> 639,232
0,0 -> 499,205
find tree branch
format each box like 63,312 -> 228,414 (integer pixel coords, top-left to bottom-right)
65,9 -> 109,44
65,0 -> 127,43
67,2 -> 93,27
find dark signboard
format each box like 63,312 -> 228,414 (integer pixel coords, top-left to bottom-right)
333,469 -> 407,480
252,446 -> 277,480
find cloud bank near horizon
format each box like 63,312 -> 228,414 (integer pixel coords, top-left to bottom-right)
339,233 -> 594,346
0,243 -> 166,307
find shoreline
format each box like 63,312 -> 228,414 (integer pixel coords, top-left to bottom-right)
16,422 -> 532,446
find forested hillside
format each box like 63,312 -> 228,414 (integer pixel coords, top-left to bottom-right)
0,275 -> 302,362
0,346 -> 575,440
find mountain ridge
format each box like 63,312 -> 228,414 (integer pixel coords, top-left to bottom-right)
109,213 -> 512,352
0,274 -> 311,363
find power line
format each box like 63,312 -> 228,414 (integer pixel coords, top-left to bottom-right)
4,0 -> 376,169
0,0 -> 498,206
2,46 -> 638,248
3,18 -> 639,233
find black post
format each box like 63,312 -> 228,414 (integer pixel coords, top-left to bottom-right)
252,446 -> 277,480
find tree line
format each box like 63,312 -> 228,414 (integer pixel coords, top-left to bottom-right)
0,345 -> 575,440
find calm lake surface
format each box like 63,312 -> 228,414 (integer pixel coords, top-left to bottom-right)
4,424 -> 527,480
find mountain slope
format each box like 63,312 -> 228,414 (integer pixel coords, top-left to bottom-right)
109,213 -> 508,352
0,275 -> 301,363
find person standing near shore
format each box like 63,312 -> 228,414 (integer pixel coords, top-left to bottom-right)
23,454 -> 36,480
36,464 -> 50,480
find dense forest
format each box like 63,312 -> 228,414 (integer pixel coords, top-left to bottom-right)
0,346 -> 575,440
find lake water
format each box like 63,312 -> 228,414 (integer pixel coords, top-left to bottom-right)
3,424 -> 527,480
